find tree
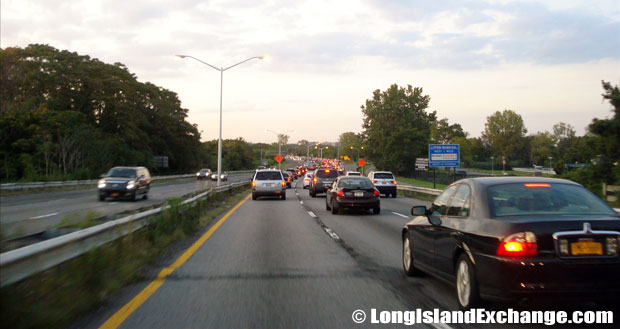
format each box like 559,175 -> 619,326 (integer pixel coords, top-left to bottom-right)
529,132 -> 555,166
552,122 -> 576,145
361,84 -> 436,175
431,118 -> 467,144
338,132 -> 363,157
481,109 -> 527,159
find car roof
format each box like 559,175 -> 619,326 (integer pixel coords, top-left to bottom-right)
372,171 -> 393,174
337,176 -> 369,180
460,176 -> 581,188
111,166 -> 143,170
255,169 -> 283,173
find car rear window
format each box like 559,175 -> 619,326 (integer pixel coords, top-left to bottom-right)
315,170 -> 339,178
338,178 -> 374,188
374,173 -> 394,179
488,183 -> 617,217
255,172 -> 283,180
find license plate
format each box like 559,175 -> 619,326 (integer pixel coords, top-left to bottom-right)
354,192 -> 364,197
265,183 -> 272,187
110,193 -> 119,197
571,241 -> 602,255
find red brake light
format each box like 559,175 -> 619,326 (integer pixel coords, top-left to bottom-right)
392,180 -> 397,185
497,232 -> 537,257
251,181 -> 256,188
325,169 -> 330,173
373,190 -> 379,197
372,180 -> 378,184
524,183 -> 550,188
313,177 -> 317,182
281,181 -> 286,187
336,190 -> 345,197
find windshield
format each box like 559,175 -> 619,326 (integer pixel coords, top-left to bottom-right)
255,171 -> 283,180
488,183 -> 617,217
107,168 -> 137,178
374,173 -> 394,179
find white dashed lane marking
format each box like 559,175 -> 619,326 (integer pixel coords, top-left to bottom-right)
391,211 -> 409,218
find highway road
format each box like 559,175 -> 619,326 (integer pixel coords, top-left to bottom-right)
0,173 -> 254,242
71,174 -> 615,329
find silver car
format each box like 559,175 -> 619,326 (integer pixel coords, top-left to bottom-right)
367,170 -> 397,198
252,169 -> 286,200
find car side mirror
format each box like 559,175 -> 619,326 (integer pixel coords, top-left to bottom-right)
428,216 -> 442,226
411,205 -> 427,216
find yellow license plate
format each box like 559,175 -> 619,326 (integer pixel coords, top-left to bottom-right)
571,241 -> 602,255
110,193 -> 119,197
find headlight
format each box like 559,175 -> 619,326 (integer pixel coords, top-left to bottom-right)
98,179 -> 106,188
127,181 -> 136,189
196,172 -> 200,176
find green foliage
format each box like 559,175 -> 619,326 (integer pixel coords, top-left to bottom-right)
431,118 -> 467,144
0,44 -> 202,181
481,109 -> 527,159
529,131 -> 554,165
361,84 -> 436,175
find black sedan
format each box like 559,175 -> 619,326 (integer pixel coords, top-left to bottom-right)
401,177 -> 620,309
325,176 -> 380,214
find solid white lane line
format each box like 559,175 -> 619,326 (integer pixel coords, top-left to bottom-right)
30,212 -> 59,219
110,202 -> 119,205
392,211 -> 409,218
307,211 -> 317,218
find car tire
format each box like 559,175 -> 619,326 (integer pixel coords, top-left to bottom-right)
326,197 -> 331,210
132,191 -> 139,202
456,254 -> 482,310
403,234 -> 419,276
373,206 -> 381,214
392,192 -> 397,198
252,193 -> 257,200
98,194 -> 105,201
331,200 -> 339,214
310,190 -> 316,198
281,193 -> 286,200
143,192 -> 148,200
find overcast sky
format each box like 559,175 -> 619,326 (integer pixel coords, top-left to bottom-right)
2,0 -> 619,143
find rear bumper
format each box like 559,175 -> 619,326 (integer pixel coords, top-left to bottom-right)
99,188 -> 134,198
376,185 -> 396,195
252,189 -> 286,197
475,253 -> 620,301
336,197 -> 379,209
311,183 -> 332,193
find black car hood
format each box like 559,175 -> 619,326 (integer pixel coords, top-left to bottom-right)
104,177 -> 135,182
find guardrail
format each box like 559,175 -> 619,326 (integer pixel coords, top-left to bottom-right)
0,170 -> 256,191
0,180 -> 250,287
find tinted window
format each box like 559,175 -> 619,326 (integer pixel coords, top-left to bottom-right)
316,170 -> 339,178
431,185 -> 458,216
254,172 -> 283,180
488,183 -> 617,217
447,185 -> 471,217
107,168 -> 137,178
374,173 -> 394,179
337,178 -> 374,188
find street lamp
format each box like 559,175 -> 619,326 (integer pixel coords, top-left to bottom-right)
266,129 -> 294,170
548,156 -> 553,170
350,146 -> 364,160
490,156 -> 495,176
502,156 -> 506,174
176,54 -> 268,186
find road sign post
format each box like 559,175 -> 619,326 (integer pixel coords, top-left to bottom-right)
357,159 -> 366,175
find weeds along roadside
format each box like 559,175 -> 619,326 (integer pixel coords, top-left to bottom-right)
0,185 -> 250,329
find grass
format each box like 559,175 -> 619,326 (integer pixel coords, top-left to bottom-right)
0,186 -> 250,329
55,210 -> 102,230
396,176 -> 449,190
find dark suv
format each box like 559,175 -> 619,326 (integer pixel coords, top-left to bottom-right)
309,168 -> 339,197
98,166 -> 151,201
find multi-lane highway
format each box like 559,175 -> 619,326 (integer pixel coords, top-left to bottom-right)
0,173 -> 254,241
69,172 -> 614,329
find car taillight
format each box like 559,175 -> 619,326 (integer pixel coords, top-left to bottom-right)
336,190 -> 344,197
497,232 -> 537,257
313,177 -> 317,182
392,180 -> 397,185
251,181 -> 256,188
373,190 -> 379,197
281,181 -> 286,187
372,180 -> 377,184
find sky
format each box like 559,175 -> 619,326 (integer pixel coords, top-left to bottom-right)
2,0 -> 619,144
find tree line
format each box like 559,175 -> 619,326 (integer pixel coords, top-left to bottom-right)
0,44 -> 279,182
337,82 -> 620,193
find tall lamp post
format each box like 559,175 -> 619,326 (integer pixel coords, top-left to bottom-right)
176,54 -> 268,186
490,156 -> 495,176
266,129 -> 294,170
548,156 -> 553,171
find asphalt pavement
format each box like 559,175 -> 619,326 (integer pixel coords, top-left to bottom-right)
0,174 -> 253,240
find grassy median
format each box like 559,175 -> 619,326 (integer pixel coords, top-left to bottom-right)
0,185 -> 250,329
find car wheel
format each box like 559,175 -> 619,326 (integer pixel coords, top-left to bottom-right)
143,192 -> 148,200
326,197 -> 331,210
252,193 -> 257,200
331,200 -> 339,214
98,194 -> 105,201
456,254 -> 481,310
132,191 -> 139,202
403,235 -> 419,276
392,192 -> 397,198
281,193 -> 286,200
310,190 -> 316,198
373,206 -> 381,214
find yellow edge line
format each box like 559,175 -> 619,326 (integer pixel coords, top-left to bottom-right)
99,193 -> 252,329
